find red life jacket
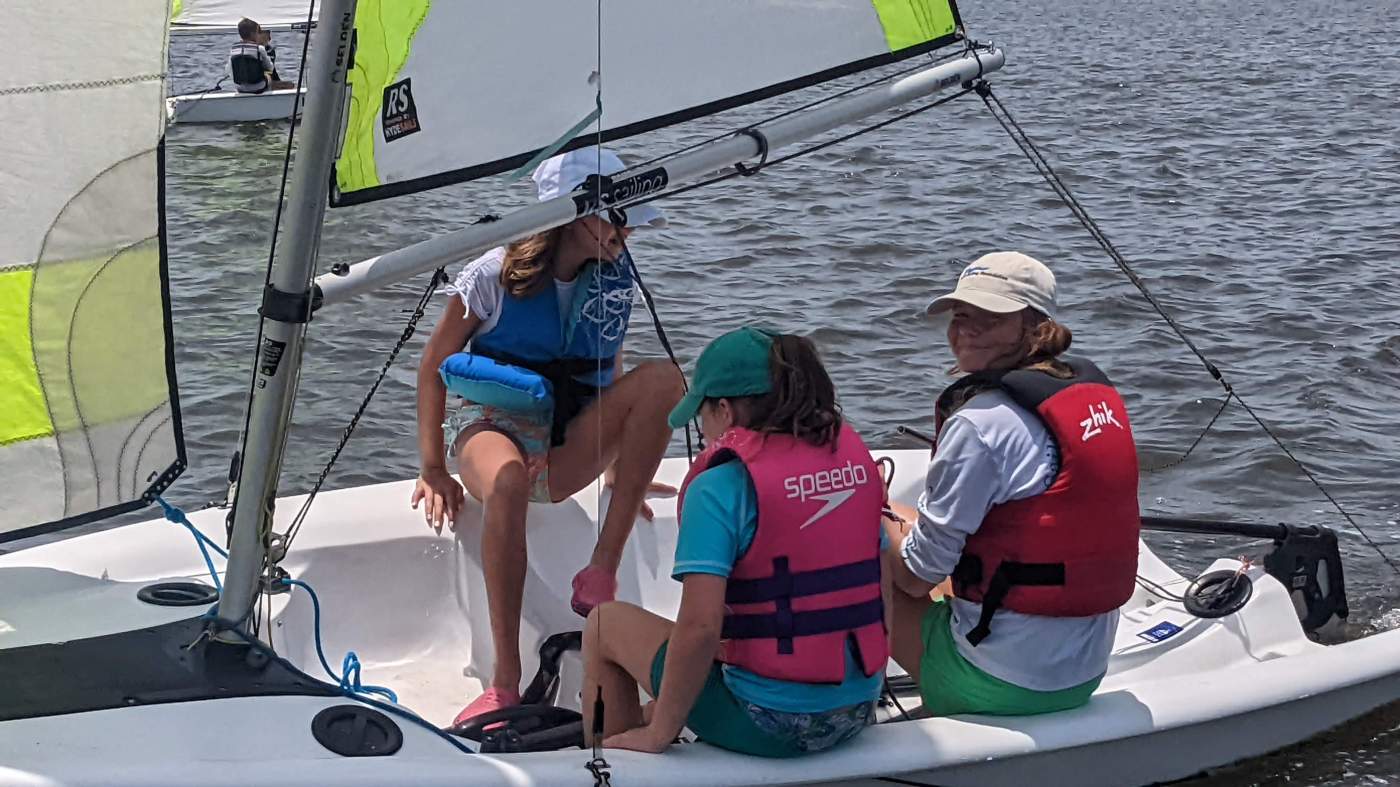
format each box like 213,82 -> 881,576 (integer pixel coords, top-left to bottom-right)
676,423 -> 888,684
940,358 -> 1141,646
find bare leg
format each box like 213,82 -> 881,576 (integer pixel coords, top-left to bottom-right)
888,588 -> 933,684
548,360 -> 683,573
581,601 -> 675,745
456,427 -> 533,692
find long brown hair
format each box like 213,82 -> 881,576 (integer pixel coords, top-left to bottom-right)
720,334 -> 843,449
498,227 -> 564,298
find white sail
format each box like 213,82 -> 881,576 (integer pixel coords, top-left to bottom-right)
0,0 -> 185,542
332,0 -> 962,205
170,0 -> 319,33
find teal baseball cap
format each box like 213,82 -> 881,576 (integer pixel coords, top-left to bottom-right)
667,327 -> 775,429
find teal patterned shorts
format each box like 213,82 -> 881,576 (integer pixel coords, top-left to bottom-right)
443,402 -> 553,503
649,641 -> 874,757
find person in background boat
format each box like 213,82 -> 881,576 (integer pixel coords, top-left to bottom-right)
582,327 -> 889,756
883,252 -> 1140,717
227,19 -> 294,94
256,26 -> 283,83
413,147 -> 683,726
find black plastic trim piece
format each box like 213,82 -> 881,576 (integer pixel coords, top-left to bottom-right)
311,704 -> 404,757
328,29 -> 964,207
136,581 -> 220,607
259,282 -> 322,323
0,617 -> 339,721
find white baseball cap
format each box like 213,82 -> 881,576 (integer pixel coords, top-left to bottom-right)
926,252 -> 1057,320
531,147 -> 666,229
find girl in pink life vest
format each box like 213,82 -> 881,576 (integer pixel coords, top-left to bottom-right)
882,252 -> 1140,717
582,327 -> 890,757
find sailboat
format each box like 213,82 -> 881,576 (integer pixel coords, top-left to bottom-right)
166,0 -> 318,124
4,1 -> 1399,786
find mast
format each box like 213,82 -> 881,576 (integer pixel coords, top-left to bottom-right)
216,0 -> 358,633
315,47 -> 1005,305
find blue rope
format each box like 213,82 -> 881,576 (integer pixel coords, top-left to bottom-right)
156,496 -> 226,591
281,578 -> 398,704
211,621 -> 475,756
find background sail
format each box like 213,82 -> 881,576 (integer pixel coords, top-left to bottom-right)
170,0 -> 319,32
0,0 -> 185,542
332,0 -> 962,206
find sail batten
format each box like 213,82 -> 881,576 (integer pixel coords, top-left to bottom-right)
331,0 -> 963,206
0,0 -> 185,543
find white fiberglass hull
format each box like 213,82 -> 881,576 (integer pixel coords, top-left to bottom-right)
167,88 -> 304,124
2,450 -> 1398,786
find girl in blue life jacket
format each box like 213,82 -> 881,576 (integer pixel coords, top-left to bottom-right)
882,252 -> 1140,718
413,147 -> 683,726
581,327 -> 890,757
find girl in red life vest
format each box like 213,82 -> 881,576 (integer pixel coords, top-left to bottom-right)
582,327 -> 891,757
883,252 -> 1140,717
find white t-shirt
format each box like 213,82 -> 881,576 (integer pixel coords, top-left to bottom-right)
444,247 -> 579,341
899,389 -> 1119,691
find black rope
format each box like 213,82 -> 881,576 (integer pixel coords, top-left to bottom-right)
619,242 -> 699,461
733,128 -> 770,177
1141,391 -> 1235,473
1135,575 -> 1187,603
976,81 -> 1400,580
882,678 -> 914,723
281,266 -> 447,550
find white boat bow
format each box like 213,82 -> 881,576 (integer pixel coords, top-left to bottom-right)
3,450 -> 1397,786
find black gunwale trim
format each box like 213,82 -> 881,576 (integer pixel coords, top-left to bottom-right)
0,139 -> 187,546
329,29 -> 965,207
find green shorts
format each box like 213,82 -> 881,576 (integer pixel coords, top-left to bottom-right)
918,599 -> 1101,717
648,643 -> 872,758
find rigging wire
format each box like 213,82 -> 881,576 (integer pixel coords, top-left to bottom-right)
617,86 -> 976,215
279,264 -> 449,552
227,0 -> 318,638
1141,391 -> 1235,473
587,3 -> 614,783
626,42 -> 978,173
974,81 -> 1400,579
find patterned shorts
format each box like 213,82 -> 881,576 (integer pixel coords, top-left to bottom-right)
740,699 -> 876,754
443,402 -> 553,503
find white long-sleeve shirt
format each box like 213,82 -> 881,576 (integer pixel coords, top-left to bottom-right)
900,389 -> 1118,691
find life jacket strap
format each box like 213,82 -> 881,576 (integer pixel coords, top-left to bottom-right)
724,557 -> 880,605
962,560 -> 1066,646
722,598 -> 884,655
474,349 -> 612,446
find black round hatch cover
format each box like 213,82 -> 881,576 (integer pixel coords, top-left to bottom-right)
136,581 -> 219,607
311,705 -> 404,757
1184,569 -> 1254,619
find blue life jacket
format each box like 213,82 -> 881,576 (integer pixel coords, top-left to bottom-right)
441,252 -> 635,445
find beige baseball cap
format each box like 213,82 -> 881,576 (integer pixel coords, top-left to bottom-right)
926,252 -> 1057,320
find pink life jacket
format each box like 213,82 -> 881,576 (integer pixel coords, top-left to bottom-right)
676,423 -> 888,684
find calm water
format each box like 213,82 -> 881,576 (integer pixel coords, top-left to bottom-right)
118,0 -> 1400,782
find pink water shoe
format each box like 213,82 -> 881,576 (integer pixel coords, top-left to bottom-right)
451,687 -> 521,729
